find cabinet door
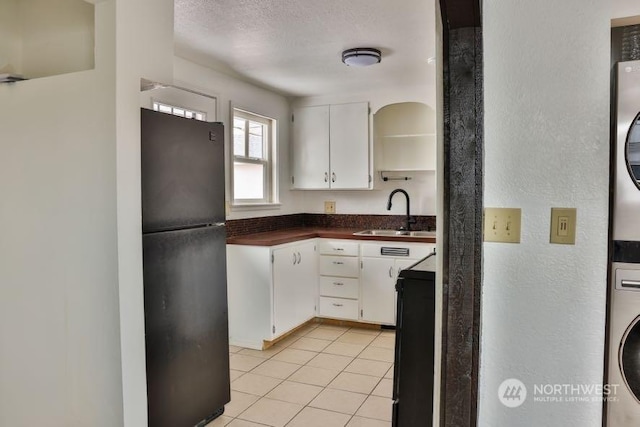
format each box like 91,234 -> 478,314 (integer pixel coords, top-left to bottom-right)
361,257 -> 396,325
272,247 -> 299,336
294,241 -> 318,323
292,106 -> 330,189
395,259 -> 416,278
273,242 -> 318,337
392,259 -> 416,325
330,102 -> 370,189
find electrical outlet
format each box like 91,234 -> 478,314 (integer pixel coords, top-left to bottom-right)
550,208 -> 576,244
483,208 -> 522,243
324,201 -> 336,214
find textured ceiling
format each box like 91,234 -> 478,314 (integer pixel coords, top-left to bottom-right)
174,0 -> 436,97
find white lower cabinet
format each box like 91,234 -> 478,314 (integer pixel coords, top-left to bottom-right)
226,240 -> 317,349
319,276 -> 359,299
227,237 -> 435,347
318,239 -> 360,321
319,297 -> 359,319
360,242 -> 435,326
273,241 -> 317,337
360,257 -> 396,325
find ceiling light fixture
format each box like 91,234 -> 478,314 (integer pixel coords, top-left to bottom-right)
342,48 -> 382,67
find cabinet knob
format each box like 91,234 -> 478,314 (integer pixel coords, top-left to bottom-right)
333,282 -> 344,286
389,266 -> 394,278
331,172 -> 336,183
333,261 -> 344,265
334,247 -> 344,251
332,303 -> 343,307
324,172 -> 328,182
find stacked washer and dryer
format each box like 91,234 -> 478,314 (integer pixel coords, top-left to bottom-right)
607,59 -> 640,426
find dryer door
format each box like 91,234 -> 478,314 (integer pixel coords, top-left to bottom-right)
626,113 -> 640,189
614,60 -> 640,242
621,315 -> 640,403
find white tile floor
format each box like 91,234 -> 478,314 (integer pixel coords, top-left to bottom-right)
208,323 -> 395,427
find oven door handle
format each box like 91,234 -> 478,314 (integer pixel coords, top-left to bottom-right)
621,280 -> 640,289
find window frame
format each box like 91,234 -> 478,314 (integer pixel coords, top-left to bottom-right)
231,107 -> 278,207
152,100 -> 207,121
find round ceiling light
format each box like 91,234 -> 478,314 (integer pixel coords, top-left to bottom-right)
341,48 -> 382,67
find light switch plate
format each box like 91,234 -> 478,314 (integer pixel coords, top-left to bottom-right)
550,208 -> 576,244
484,208 -> 522,243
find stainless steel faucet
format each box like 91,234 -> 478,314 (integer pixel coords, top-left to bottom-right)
387,189 -> 416,232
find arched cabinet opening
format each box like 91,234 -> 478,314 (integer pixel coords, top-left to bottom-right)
374,102 -> 436,173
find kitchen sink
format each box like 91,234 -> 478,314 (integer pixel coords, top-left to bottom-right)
353,229 -> 436,238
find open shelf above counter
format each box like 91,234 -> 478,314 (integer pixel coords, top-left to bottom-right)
374,102 -> 436,172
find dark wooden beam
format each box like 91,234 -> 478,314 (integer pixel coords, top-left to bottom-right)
439,0 -> 481,29
438,1 -> 482,426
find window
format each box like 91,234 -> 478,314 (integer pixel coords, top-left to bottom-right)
153,101 -> 207,121
232,109 -> 277,205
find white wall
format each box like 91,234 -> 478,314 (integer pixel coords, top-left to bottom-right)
0,0 -> 95,78
612,0 -> 640,20
480,1 -> 610,426
0,0 -> 21,75
293,84 -> 437,216
20,0 -> 95,79
0,2 -> 122,426
173,56 -> 305,220
115,0 -> 175,426
433,2 -> 444,424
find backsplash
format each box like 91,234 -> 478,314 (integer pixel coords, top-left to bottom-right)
226,213 -> 305,237
226,213 -> 436,237
303,214 -> 435,231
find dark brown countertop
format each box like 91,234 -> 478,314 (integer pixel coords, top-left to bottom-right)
226,227 -> 436,246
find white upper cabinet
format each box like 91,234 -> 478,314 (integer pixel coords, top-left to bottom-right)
374,102 -> 436,171
292,102 -> 370,190
292,105 -> 330,189
329,102 -> 370,189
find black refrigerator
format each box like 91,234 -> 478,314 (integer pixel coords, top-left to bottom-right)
141,108 -> 230,427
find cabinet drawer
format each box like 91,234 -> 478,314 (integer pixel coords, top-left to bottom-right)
319,240 -> 359,256
319,256 -> 359,277
319,297 -> 359,320
319,276 -> 359,299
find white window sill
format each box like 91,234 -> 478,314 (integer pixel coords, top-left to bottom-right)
231,203 -> 282,212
